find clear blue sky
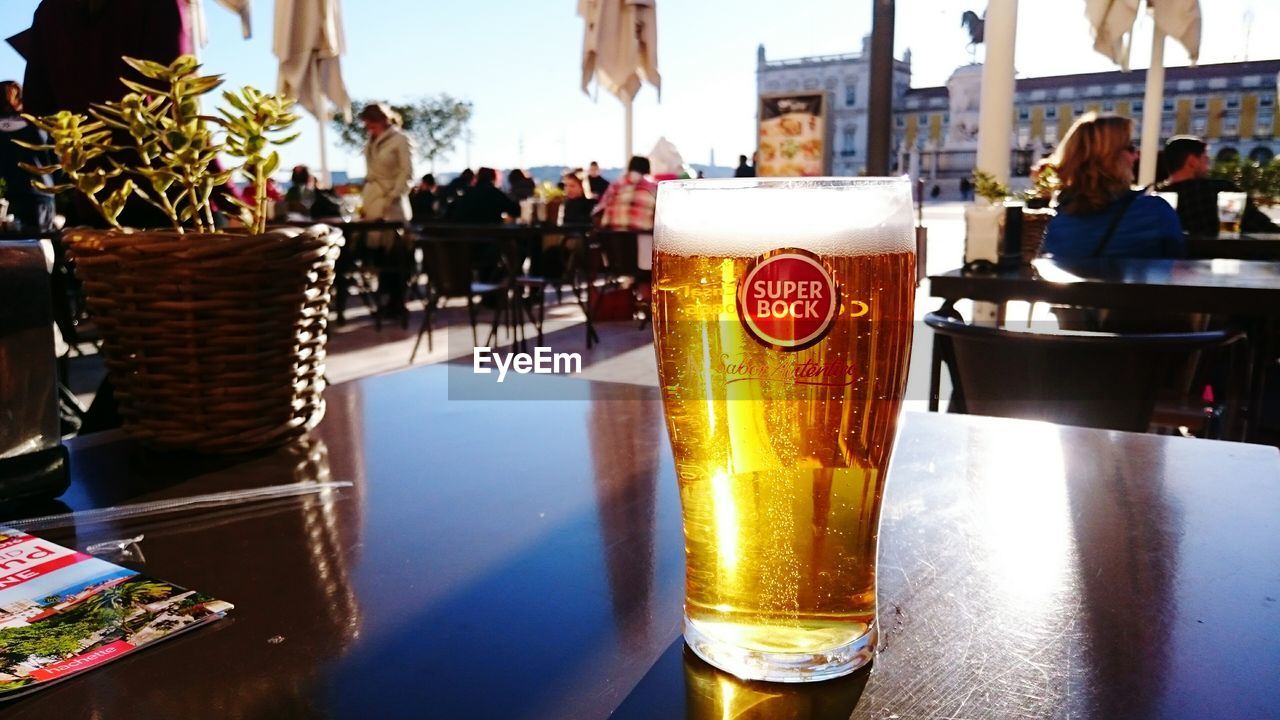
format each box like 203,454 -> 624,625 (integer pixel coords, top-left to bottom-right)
0,0 -> 1273,177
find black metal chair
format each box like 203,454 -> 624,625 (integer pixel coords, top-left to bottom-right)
925,311 -> 1247,437
409,237 -> 505,363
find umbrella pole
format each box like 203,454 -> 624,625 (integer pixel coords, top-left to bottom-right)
1138,28 -> 1166,188
318,107 -> 332,189
624,95 -> 633,163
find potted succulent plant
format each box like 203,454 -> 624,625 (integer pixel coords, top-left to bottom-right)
18,55 -> 344,453
1019,161 -> 1060,260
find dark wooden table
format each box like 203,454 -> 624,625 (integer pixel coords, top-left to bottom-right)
1,366 -> 1277,719
930,257 -> 1280,316
1186,232 -> 1280,261
929,257 -> 1280,439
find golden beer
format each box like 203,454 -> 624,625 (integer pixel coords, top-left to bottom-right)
652,178 -> 915,682
1219,220 -> 1242,234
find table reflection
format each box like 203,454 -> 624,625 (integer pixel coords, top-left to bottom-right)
1065,442 -> 1179,718
589,384 -> 662,646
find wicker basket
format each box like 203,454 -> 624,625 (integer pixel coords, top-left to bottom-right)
1021,207 -> 1056,262
63,224 -> 344,453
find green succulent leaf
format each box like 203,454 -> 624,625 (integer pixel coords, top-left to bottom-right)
120,77 -> 161,98
17,162 -> 59,175
122,56 -> 171,81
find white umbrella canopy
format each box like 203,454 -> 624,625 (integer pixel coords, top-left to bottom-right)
275,0 -> 352,187
579,0 -> 661,162
189,0 -> 253,53
1085,0 -> 1202,185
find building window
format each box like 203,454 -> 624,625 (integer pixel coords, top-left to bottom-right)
786,79 -> 799,90
1192,116 -> 1207,134
1018,107 -> 1029,120
1161,118 -> 1176,136
1163,99 -> 1175,113
1044,125 -> 1058,146
1103,101 -> 1115,112
1227,95 -> 1240,110
1223,118 -> 1239,136
1193,97 -> 1207,110
1258,111 -> 1274,135
1261,94 -> 1275,108
895,116 -> 904,127
1030,90 -> 1047,101
1208,78 -> 1228,90
842,127 -> 857,156
1242,75 -> 1262,88
1133,100 -> 1143,113
1085,85 -> 1103,96
1115,83 -> 1131,95
906,98 -> 920,109
1074,102 -> 1085,114
845,84 -> 856,106
1045,105 -> 1057,118
803,77 -> 819,89
1176,79 -> 1195,91
1058,86 -> 1076,99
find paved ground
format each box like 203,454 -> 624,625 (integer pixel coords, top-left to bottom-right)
65,200 -> 993,412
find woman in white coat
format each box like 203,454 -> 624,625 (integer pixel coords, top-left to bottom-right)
359,103 -> 414,320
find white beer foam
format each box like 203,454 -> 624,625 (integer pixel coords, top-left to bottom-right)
655,177 -> 915,257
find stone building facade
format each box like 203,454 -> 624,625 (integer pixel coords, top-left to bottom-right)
758,41 -> 1280,179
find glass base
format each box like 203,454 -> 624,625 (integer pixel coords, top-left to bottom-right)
683,616 -> 876,683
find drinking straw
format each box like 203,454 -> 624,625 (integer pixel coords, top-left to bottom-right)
2,481 -> 353,532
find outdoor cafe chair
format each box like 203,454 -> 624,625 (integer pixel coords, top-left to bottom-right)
925,311 -> 1247,437
410,236 -> 507,363
590,230 -> 650,328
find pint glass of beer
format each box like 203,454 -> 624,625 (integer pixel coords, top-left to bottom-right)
652,178 -> 916,682
1217,191 -> 1246,235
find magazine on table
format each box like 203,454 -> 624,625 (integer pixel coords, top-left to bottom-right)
0,527 -> 232,700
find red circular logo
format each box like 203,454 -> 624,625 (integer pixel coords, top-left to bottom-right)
737,249 -> 839,351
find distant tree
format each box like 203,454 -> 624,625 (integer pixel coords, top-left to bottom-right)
332,95 -> 473,171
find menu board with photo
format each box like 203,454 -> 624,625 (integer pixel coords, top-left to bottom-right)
757,93 -> 828,177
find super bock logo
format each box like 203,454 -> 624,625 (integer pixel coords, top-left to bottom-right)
737,248 -> 866,351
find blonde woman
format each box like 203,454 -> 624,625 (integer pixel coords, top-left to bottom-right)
1042,113 -> 1183,258
359,102 -> 414,320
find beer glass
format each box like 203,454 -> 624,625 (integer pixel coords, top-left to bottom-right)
652,177 -> 915,682
1217,191 -> 1246,235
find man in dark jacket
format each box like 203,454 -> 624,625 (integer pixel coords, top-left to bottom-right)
449,167 -> 521,280
450,167 -> 518,223
1157,136 -> 1279,236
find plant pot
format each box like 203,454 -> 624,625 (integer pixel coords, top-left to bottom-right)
1021,207 -> 1056,262
62,224 -> 344,453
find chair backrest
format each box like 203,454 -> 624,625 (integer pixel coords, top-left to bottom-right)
594,230 -> 639,278
925,312 -> 1242,432
419,238 -> 475,298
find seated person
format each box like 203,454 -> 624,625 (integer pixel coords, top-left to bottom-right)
540,169 -> 597,281
449,167 -> 520,280
560,168 -> 597,224
283,165 -> 316,218
1042,113 -> 1184,259
594,155 -> 658,232
409,173 -> 440,221
1156,136 -> 1280,236
449,167 -> 519,223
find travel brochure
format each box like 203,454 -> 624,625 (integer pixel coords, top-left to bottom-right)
0,528 -> 232,701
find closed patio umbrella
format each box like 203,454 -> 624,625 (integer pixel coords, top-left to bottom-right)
274,0 -> 351,187
1085,0 -> 1201,186
579,0 -> 661,162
